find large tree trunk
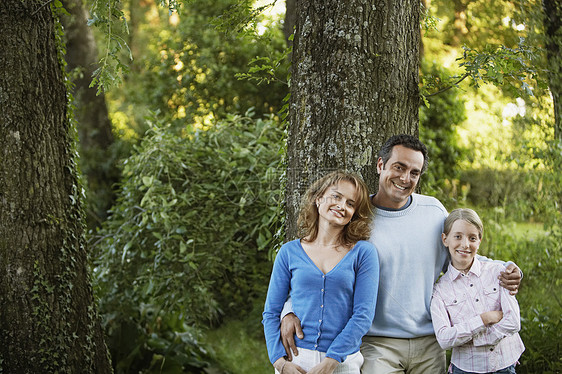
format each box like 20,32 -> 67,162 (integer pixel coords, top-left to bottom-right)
285,0 -> 420,238
543,0 -> 562,140
0,1 -> 112,372
62,0 -> 119,229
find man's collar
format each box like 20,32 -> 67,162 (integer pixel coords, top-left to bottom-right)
371,194 -> 412,211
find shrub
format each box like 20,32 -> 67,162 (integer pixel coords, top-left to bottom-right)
419,61 -> 467,199
93,112 -> 284,372
458,168 -> 551,221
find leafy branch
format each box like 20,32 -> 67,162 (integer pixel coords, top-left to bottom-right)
235,46 -> 291,86
88,0 -> 132,93
420,38 -> 547,105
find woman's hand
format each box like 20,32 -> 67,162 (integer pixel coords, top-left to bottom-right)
307,357 -> 339,374
480,310 -> 503,326
273,358 -> 307,374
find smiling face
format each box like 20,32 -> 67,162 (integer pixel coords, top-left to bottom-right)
374,145 -> 424,209
316,181 -> 358,228
442,219 -> 482,271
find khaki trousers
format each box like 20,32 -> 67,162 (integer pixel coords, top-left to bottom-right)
360,335 -> 446,374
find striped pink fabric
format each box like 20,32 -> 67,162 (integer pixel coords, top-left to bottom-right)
430,259 -> 525,373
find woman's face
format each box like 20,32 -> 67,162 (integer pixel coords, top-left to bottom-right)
442,219 -> 481,271
316,180 -> 358,228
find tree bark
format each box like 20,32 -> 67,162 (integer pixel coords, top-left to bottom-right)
286,0 -> 420,238
62,0 -> 119,229
542,0 -> 562,140
0,1 -> 112,372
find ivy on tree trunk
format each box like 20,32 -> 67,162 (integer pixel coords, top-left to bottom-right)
0,1 -> 112,372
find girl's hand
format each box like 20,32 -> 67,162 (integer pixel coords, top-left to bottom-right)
307,357 -> 339,374
274,358 -> 307,374
480,310 -> 503,326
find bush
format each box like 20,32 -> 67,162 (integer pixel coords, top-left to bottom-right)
419,60 -> 467,199
93,112 -> 284,372
458,168 -> 551,221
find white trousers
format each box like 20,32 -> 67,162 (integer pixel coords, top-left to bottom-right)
275,347 -> 363,374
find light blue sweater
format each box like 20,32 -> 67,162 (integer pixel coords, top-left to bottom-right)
263,240 -> 379,364
367,193 -> 449,338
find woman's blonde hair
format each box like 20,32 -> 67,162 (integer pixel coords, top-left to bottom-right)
297,170 -> 372,246
443,208 -> 484,239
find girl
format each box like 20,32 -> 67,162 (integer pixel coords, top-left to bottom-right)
263,171 -> 379,374
430,208 -> 525,374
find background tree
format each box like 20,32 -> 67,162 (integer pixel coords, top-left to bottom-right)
542,0 -> 562,139
0,1 -> 112,372
285,0 -> 420,237
62,0 -> 121,229
283,0 -> 295,43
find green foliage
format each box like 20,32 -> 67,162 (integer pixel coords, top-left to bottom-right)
419,62 -> 467,199
432,0 -> 523,48
211,0 -> 280,35
235,46 -> 291,86
88,0 -> 132,93
458,39 -> 546,96
105,0 -> 289,134
93,112 -> 283,372
458,169 -> 551,222
420,2 -> 439,33
204,318 -> 271,374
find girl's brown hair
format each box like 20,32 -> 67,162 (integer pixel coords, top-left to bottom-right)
297,170 -> 373,246
443,208 -> 484,239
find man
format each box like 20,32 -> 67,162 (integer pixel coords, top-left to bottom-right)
281,134 -> 522,373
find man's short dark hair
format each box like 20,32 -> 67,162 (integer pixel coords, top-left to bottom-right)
378,134 -> 429,174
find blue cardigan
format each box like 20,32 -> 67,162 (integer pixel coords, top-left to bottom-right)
262,239 -> 379,364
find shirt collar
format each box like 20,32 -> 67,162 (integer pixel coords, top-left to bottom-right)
447,257 -> 482,280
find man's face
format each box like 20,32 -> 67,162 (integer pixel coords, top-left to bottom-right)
375,145 -> 424,209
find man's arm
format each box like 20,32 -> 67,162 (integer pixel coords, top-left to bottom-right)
499,263 -> 522,295
280,313 -> 303,361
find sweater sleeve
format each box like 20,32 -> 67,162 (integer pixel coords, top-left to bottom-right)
325,244 -> 379,362
476,255 -> 523,279
262,246 -> 292,364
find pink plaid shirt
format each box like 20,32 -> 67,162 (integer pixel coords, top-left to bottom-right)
430,258 -> 525,373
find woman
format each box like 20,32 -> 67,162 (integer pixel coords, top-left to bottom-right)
263,171 -> 380,374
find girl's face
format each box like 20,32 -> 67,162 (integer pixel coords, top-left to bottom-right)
316,181 -> 358,228
442,219 -> 482,271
